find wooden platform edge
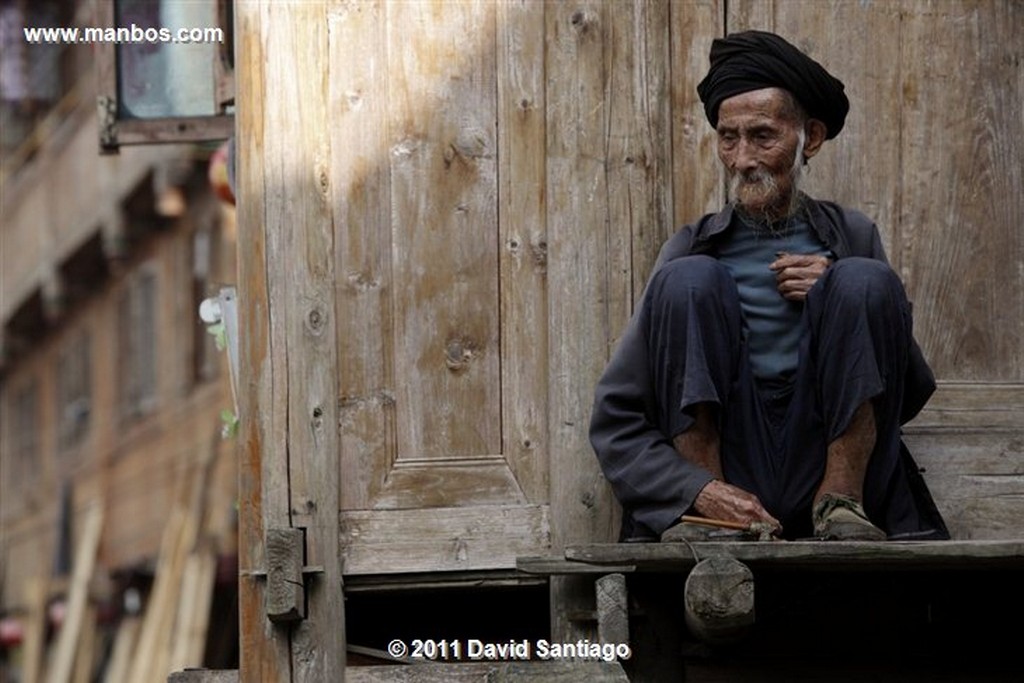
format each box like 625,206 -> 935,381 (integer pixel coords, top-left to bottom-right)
167,670 -> 238,683
516,556 -> 636,575
561,539 -> 1024,572
346,660 -> 630,682
168,661 -> 631,683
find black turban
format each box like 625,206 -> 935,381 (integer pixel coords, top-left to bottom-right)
696,30 -> 849,139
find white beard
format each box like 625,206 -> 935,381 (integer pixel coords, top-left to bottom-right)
728,130 -> 807,221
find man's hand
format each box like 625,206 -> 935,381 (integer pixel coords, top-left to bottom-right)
693,480 -> 782,534
770,252 -> 832,301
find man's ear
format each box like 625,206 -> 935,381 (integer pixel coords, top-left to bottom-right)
802,119 -> 828,160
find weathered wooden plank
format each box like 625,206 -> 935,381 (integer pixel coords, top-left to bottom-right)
517,556 -> 635,576
346,661 -> 630,683
21,576 -> 48,683
234,0 -> 292,679
47,503 -> 103,683
565,539 -> 1024,571
897,1 -> 1024,381
330,0 -> 396,513
544,0 -> 619,647
906,382 -> 1024,432
126,508 -> 194,683
669,0 -> 724,229
904,429 -> 1024,540
167,672 -> 238,683
259,0 -> 345,680
71,603 -> 98,683
103,617 -> 139,683
370,458 -> 529,508
386,0 -> 502,460
497,0 -> 549,505
339,505 -> 549,575
610,0 -> 674,320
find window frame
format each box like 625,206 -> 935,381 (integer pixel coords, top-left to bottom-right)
94,0 -> 234,152
118,263 -> 159,421
56,327 -> 92,452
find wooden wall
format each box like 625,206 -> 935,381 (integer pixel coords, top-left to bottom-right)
236,0 -> 1024,567
234,0 -> 1022,678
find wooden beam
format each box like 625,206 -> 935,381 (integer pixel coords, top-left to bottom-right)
234,0 -> 293,679
21,577 -> 48,683
169,663 -> 632,683
101,617 -> 140,683
46,503 -> 103,683
564,539 -> 1024,572
683,557 -> 755,645
346,661 -> 630,682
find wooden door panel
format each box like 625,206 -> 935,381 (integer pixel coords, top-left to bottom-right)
331,1 -> 544,528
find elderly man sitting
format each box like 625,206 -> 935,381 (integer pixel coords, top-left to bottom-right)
589,30 -> 949,542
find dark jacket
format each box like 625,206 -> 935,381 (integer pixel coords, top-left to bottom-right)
588,196 -> 936,539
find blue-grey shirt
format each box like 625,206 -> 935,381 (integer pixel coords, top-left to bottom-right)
717,215 -> 833,381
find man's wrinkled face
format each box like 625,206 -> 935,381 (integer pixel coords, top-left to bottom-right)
716,87 -> 806,220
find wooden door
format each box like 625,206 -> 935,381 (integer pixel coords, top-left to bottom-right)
329,0 -> 550,575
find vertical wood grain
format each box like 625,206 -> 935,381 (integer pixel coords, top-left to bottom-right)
897,0 -> 1024,381
259,0 -> 345,679
234,0 -> 300,680
669,0 -> 725,230
545,0 -> 611,644
545,0 -> 676,642
331,0 -> 396,513
613,0 -> 674,335
498,0 -> 549,503
386,0 -> 502,460
545,0 -> 617,551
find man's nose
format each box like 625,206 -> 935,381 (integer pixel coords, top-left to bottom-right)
733,138 -> 759,171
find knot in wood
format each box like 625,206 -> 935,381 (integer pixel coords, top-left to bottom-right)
570,9 -> 596,34
307,307 -> 325,332
444,339 -> 477,372
532,240 -> 548,269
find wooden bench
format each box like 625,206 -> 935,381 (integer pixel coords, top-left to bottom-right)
518,539 -> 1024,682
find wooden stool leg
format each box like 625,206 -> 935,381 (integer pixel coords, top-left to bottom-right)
596,573 -> 629,646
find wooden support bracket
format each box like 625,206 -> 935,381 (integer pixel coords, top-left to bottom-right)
238,528 -> 325,624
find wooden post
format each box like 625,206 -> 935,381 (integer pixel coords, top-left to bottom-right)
46,503 -> 103,683
595,573 -> 630,647
21,577 -> 48,683
234,0 -> 293,677
235,1 -> 344,681
683,557 -> 755,645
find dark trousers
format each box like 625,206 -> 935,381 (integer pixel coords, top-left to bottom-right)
644,255 -> 941,539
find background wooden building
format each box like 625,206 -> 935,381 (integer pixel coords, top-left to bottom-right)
1,1 -> 239,679
2,1 -> 1022,682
